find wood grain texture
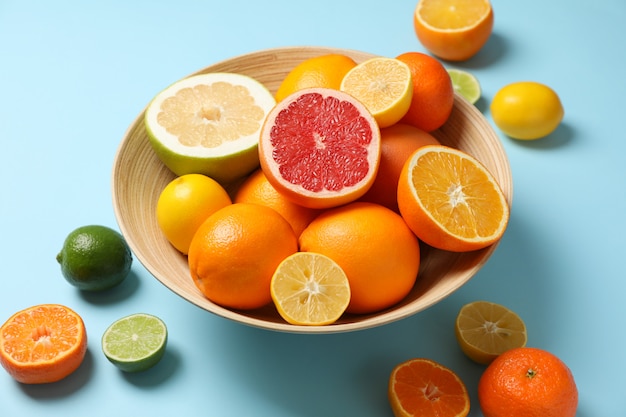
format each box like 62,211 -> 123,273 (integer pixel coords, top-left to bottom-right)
111,46 -> 512,334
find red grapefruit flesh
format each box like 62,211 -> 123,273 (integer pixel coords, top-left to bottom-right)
259,87 -> 381,209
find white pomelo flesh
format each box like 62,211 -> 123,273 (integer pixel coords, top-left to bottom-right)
144,72 -> 276,184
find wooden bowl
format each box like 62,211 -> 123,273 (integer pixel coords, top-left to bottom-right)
112,46 -> 512,334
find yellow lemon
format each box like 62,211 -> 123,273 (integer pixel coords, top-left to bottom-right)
491,81 -> 564,140
340,57 -> 413,128
156,174 -> 232,254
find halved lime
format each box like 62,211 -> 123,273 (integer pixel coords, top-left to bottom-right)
447,69 -> 481,104
144,72 -> 276,184
101,313 -> 167,373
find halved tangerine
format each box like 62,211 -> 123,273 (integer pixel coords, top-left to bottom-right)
258,87 -> 381,209
0,304 -> 87,384
389,358 -> 470,417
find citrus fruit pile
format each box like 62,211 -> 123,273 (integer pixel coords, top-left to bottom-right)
0,302 -> 169,383
0,3 -> 573,409
411,0 -> 564,140
147,49 -> 510,326
0,223 -> 169,384
387,301 -> 578,417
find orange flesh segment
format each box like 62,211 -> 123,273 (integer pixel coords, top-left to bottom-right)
391,359 -> 469,417
157,82 -> 266,148
418,0 -> 490,30
270,92 -> 374,193
2,306 -> 82,363
410,150 -> 505,240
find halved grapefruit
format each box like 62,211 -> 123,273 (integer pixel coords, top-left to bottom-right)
258,87 -> 381,209
144,72 -> 276,184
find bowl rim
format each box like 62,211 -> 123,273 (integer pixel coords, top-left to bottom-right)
112,45 -> 513,334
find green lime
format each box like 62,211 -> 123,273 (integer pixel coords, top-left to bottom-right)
101,313 -> 168,373
56,225 -> 132,291
447,69 -> 481,104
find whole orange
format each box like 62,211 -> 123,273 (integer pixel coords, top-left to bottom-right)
395,52 -> 454,132
275,54 -> 357,102
234,169 -> 322,236
299,202 -> 420,314
359,123 -> 440,212
188,203 -> 298,310
478,347 -> 578,417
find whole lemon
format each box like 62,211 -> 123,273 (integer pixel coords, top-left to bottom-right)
156,174 -> 232,254
490,81 -> 564,140
56,225 -> 132,291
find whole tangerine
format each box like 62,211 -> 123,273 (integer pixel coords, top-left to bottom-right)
478,347 -> 578,417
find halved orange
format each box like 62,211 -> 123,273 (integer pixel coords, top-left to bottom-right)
397,145 -> 509,252
259,87 -> 381,209
389,358 -> 470,417
414,0 -> 494,61
0,304 -> 87,384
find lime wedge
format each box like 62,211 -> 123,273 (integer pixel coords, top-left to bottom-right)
101,313 -> 167,373
447,69 -> 481,104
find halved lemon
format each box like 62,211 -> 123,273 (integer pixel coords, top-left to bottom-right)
340,57 -> 413,128
144,72 -> 276,184
455,300 -> 527,364
270,252 -> 351,326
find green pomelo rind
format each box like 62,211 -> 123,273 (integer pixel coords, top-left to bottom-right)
145,123 -> 261,184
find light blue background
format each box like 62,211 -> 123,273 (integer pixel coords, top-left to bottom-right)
1,1 -> 623,415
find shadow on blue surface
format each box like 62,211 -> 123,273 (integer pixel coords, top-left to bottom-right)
77,269 -> 141,305
451,32 -> 510,69
505,122 -> 575,149
121,346 -> 181,387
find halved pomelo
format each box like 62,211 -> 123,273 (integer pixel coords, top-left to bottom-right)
144,72 -> 276,184
259,87 -> 381,209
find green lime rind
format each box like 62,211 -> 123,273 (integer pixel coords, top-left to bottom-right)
56,225 -> 132,291
101,313 -> 168,373
447,69 -> 481,105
